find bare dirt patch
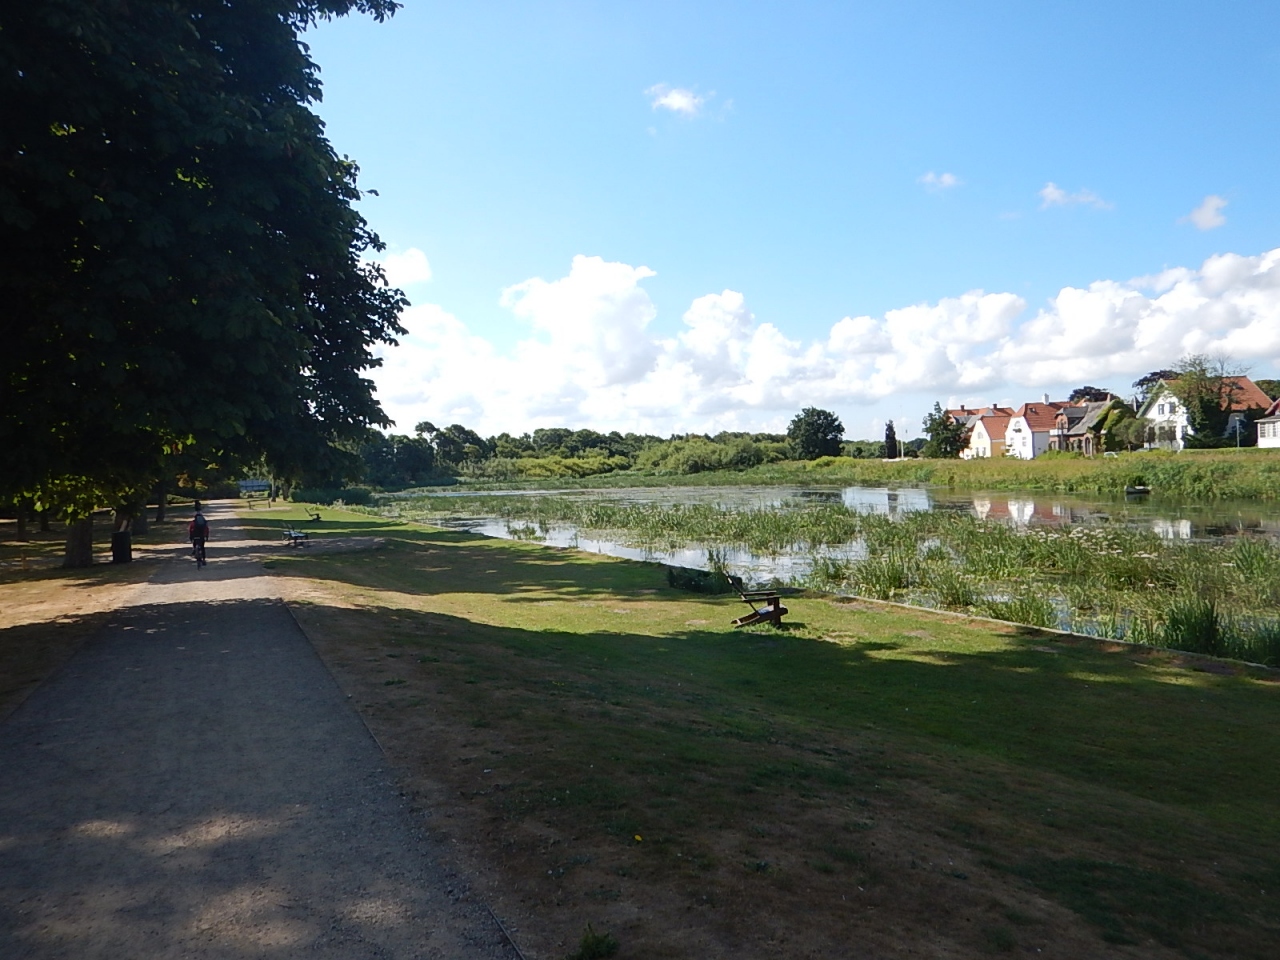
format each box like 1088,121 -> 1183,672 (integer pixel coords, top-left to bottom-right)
0,515 -> 193,719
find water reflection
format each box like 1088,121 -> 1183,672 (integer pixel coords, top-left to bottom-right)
839,486 -> 931,514
399,483 -> 1280,593
1152,519 -> 1194,540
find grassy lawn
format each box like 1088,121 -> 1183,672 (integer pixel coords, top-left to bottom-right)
246,506 -> 1280,959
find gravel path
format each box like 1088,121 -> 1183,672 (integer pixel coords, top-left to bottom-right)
0,504 -> 514,959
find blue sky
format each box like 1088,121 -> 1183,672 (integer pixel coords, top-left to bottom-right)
307,1 -> 1280,439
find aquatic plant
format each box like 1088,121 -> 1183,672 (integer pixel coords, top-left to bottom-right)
373,488 -> 1280,662
978,593 -> 1058,629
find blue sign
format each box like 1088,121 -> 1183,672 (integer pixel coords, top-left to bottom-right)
238,479 -> 271,494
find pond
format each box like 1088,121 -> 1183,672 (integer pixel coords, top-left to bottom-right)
366,483 -> 1280,660
373,484 -> 1280,588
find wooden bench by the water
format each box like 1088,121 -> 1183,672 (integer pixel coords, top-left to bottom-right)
283,528 -> 310,547
731,589 -> 788,628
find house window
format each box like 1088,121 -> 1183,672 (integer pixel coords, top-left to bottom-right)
1169,403 -> 1178,414
1157,403 -> 1165,415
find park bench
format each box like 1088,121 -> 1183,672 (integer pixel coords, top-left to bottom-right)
283,528 -> 310,547
307,510 -> 322,522
731,588 -> 788,628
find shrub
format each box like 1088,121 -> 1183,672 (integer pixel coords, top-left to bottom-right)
564,924 -> 619,960
291,485 -> 374,506
175,479 -> 242,500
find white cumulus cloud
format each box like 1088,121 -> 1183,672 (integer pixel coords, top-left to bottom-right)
373,247 -> 433,287
371,248 -> 1280,437
919,171 -> 961,191
1185,194 -> 1228,230
646,84 -> 707,116
1038,181 -> 1113,210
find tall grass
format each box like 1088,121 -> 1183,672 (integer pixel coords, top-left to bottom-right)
372,490 -> 1280,662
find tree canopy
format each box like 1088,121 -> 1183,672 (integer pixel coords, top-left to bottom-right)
1068,385 -> 1113,403
883,420 -> 899,460
920,403 -> 969,458
0,1 -> 405,542
1166,355 -> 1243,440
1132,369 -> 1177,401
787,407 -> 844,459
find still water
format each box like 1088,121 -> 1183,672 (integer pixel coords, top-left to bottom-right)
386,485 -> 1280,588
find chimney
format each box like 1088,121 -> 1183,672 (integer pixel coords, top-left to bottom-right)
1042,393 -> 1050,404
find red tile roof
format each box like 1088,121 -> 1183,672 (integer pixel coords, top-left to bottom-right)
975,414 -> 1012,441
1222,376 -> 1273,412
947,405 -> 1014,419
1158,376 -> 1272,412
1013,402 -> 1070,431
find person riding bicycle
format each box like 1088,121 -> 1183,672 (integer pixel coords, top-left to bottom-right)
189,509 -> 210,564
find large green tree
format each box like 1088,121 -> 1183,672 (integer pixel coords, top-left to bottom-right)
1168,355 -> 1240,441
1,0 -> 405,564
920,402 -> 970,458
787,407 -> 844,460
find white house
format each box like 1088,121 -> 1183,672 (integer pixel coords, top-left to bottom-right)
964,413 -> 1011,459
1258,397 -> 1280,449
1005,400 -> 1069,460
1139,377 -> 1274,449
1138,383 -> 1192,449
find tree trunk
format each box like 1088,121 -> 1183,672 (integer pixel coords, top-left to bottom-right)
15,501 -> 28,542
111,509 -> 134,563
63,517 -> 94,567
154,481 -> 167,522
38,508 -> 50,532
131,496 -> 149,535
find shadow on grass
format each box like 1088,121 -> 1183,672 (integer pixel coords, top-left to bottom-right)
268,536 -> 1280,812
294,594 -> 1280,958
3,569 -> 1279,957
270,529 -> 674,600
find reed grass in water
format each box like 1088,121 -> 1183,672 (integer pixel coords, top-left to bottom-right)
369,491 -> 1280,665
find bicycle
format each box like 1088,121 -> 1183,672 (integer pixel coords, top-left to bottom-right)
192,538 -> 207,568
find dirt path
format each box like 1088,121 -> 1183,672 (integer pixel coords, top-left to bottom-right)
0,503 -> 514,959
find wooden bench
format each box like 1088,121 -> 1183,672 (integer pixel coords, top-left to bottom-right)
307,510 -> 322,523
731,589 -> 788,628
283,528 -> 309,547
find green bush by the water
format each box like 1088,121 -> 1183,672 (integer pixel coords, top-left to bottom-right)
463,454 -> 631,481
634,437 -> 790,474
292,485 -> 375,506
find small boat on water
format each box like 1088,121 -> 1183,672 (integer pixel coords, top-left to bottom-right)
1125,485 -> 1151,497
